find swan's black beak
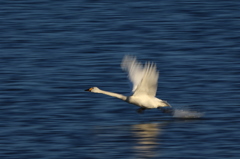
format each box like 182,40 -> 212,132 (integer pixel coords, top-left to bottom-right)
85,88 -> 93,92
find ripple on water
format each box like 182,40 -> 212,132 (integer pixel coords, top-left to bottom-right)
173,109 -> 204,119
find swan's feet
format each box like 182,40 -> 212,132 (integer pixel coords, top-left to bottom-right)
137,107 -> 146,114
158,107 -> 174,114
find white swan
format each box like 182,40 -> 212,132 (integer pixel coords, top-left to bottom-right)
85,55 -> 172,114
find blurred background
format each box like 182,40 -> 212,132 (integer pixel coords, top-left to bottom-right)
0,0 -> 239,158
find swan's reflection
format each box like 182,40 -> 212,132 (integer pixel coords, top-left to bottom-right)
132,122 -> 169,158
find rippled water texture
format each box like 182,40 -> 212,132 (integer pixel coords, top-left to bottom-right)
0,1 -> 240,159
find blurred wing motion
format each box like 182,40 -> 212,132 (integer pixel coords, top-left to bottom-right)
121,56 -> 144,92
121,55 -> 159,97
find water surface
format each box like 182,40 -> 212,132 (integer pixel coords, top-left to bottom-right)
0,1 -> 239,158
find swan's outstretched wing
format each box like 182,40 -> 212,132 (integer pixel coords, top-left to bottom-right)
121,55 -> 145,93
121,55 -> 159,97
133,62 -> 159,97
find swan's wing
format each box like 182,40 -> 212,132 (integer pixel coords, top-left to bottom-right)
121,55 -> 145,93
133,62 -> 159,97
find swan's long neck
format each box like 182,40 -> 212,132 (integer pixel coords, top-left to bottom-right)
98,89 -> 127,101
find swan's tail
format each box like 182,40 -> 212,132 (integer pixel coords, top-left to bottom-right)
158,100 -> 172,107
163,100 -> 171,107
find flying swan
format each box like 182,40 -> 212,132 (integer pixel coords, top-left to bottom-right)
85,55 -> 173,114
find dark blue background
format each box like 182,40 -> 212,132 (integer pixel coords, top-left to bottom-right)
0,1 -> 239,158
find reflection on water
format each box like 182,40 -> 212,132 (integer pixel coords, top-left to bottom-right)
91,118 -> 230,158
132,122 -> 170,158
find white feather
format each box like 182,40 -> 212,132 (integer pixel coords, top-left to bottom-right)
121,55 -> 159,97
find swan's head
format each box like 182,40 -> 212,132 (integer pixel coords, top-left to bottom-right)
85,87 -> 101,93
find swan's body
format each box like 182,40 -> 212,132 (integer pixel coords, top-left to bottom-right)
85,55 -> 172,114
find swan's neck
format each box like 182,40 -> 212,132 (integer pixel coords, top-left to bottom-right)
98,89 -> 127,101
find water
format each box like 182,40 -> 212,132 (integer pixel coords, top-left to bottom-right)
0,0 -> 240,158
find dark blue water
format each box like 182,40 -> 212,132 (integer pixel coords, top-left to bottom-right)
1,1 -> 240,158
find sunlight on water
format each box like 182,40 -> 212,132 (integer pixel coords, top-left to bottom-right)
173,109 -> 204,119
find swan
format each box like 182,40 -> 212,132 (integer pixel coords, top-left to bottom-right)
85,55 -> 172,114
